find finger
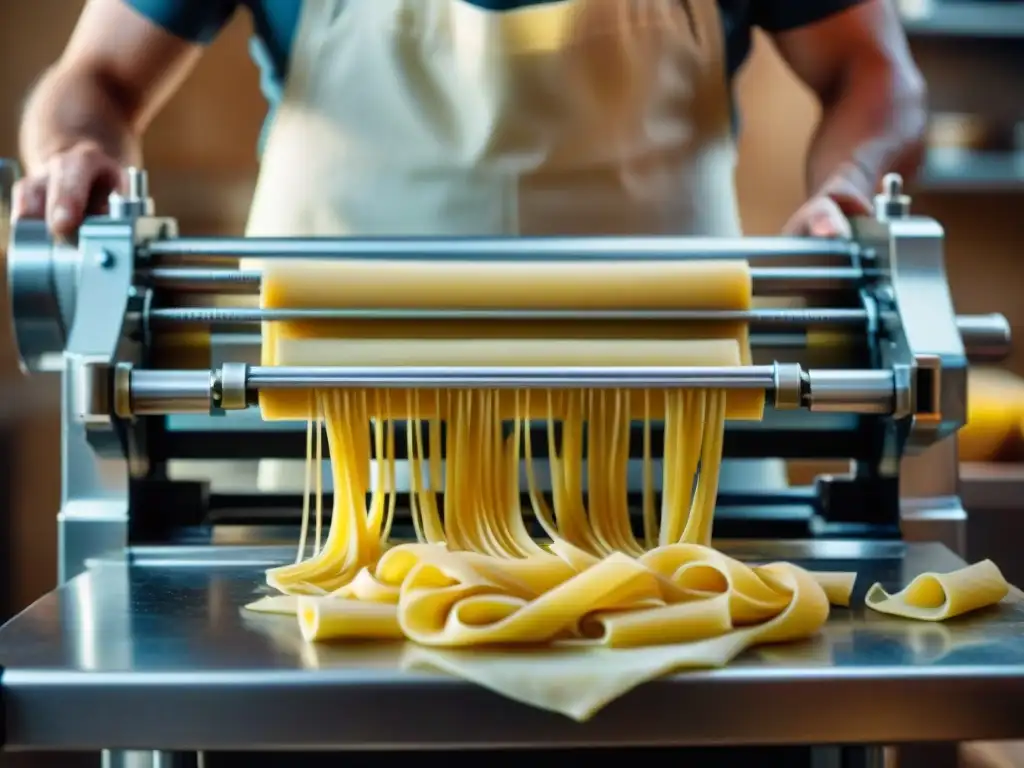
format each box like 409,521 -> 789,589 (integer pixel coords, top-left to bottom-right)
808,214 -> 841,238
46,145 -> 119,238
794,197 -> 851,239
783,199 -> 832,237
818,172 -> 873,218
781,208 -> 811,236
828,191 -> 872,220
812,199 -> 853,239
808,213 -> 852,239
11,177 -> 47,221
91,162 -> 126,215
46,157 -> 88,238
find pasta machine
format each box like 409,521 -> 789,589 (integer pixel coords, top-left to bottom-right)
2,165 -> 1023,768
3,167 -> 1011,579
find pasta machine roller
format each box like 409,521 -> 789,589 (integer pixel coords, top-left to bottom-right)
3,167 -> 1011,581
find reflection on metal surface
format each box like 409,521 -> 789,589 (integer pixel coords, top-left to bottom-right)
255,611 -> 999,679
2,541 -> 1024,751
74,576 -> 98,671
101,750 -> 195,768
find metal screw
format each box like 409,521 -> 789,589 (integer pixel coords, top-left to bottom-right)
126,167 -> 148,202
97,250 -> 115,268
874,173 -> 911,221
882,173 -> 903,198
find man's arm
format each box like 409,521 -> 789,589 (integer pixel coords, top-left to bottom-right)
15,0 -> 231,235
765,0 -> 927,235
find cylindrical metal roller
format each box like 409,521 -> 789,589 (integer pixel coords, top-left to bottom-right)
142,266 -> 865,295
142,268 -> 262,293
805,370 -> 895,415
128,364 -> 793,416
145,235 -> 861,262
127,370 -> 213,416
125,363 -> 901,416
243,364 -> 785,390
146,307 -> 870,325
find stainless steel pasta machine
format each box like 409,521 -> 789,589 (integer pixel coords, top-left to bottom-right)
2,165 -> 1023,767
5,167 -> 1012,577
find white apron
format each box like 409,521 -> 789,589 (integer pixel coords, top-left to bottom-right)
246,0 -> 786,493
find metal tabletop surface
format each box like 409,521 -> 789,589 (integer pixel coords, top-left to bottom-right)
2,538 -> 1024,752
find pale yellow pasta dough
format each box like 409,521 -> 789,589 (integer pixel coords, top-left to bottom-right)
293,542 -> 844,647
260,258 -> 753,311
258,257 -> 763,421
865,559 -> 1009,621
243,256 -> 1010,720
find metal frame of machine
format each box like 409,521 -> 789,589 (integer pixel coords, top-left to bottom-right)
5,167 -> 1012,579
1,165 -> 1022,766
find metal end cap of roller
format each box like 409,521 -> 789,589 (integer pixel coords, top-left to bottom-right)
957,313 -> 1012,363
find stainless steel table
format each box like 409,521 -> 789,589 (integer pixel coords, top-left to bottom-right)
1,539 -> 1023,753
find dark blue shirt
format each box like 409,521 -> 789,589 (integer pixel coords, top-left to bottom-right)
126,0 -> 865,149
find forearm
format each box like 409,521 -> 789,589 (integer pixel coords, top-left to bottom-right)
19,63 -> 141,175
806,56 -> 927,204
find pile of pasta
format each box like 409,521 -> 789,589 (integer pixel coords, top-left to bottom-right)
245,257 -> 1010,720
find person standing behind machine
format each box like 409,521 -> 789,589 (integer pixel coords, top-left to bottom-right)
12,0 -> 927,493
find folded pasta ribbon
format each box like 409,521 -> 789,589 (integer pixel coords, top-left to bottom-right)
865,559 -> 1009,621
250,542 -> 846,648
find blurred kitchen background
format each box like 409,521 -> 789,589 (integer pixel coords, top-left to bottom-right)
0,2 -> 1022,764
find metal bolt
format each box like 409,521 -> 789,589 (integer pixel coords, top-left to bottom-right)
882,173 -> 903,198
126,167 -> 148,201
97,250 -> 115,269
874,173 -> 911,221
